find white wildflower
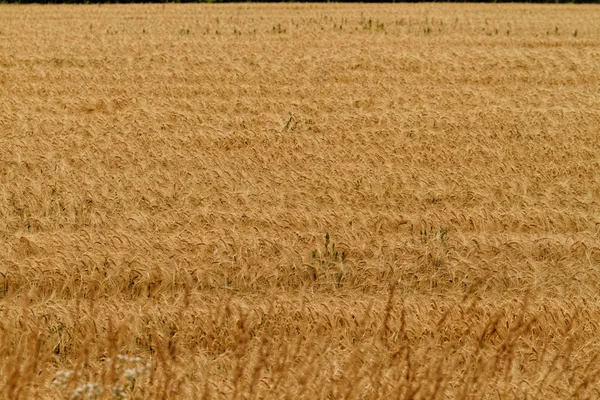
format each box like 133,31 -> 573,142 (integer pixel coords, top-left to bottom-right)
112,384 -> 126,399
71,382 -> 102,400
53,369 -> 74,386
123,368 -> 138,381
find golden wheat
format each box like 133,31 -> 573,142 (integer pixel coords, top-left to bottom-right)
0,3 -> 599,399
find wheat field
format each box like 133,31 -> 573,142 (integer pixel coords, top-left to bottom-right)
0,3 -> 599,399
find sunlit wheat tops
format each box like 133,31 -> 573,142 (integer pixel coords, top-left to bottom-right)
0,3 -> 599,399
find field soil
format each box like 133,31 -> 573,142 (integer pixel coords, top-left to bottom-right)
0,4 -> 599,399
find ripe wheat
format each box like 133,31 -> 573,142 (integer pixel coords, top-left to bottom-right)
0,3 -> 599,399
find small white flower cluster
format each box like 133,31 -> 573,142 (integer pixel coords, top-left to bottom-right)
109,353 -> 152,377
53,370 -> 102,400
123,368 -> 138,381
117,354 -> 143,363
105,354 -> 141,364
52,354 -> 151,400
108,353 -> 152,399
71,382 -> 103,400
53,369 -> 74,386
